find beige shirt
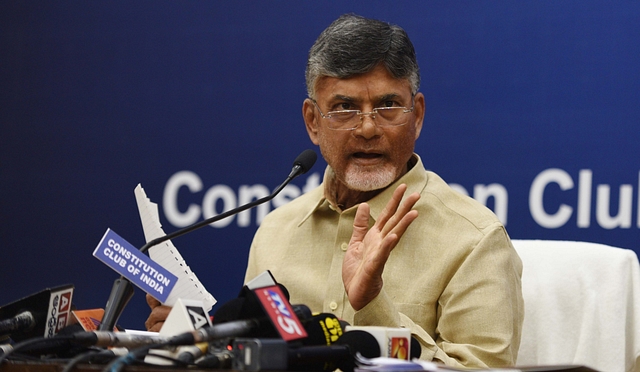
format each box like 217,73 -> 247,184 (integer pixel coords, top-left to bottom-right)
245,154 -> 524,368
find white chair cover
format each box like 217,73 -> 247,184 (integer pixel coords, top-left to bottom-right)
512,239 -> 640,372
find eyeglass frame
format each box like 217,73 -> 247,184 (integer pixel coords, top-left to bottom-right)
310,96 -> 416,131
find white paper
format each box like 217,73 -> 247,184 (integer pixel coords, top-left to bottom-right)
134,184 -> 216,311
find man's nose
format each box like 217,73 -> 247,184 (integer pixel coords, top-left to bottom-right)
355,112 -> 382,138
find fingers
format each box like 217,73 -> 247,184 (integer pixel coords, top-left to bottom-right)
369,232 -> 400,275
146,319 -> 164,333
147,321 -> 164,333
146,293 -> 162,309
145,305 -> 171,332
377,184 -> 420,236
387,205 -> 419,239
350,202 -> 371,245
145,294 -> 171,332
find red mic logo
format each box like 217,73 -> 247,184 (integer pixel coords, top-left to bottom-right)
255,286 -> 307,341
59,291 -> 72,312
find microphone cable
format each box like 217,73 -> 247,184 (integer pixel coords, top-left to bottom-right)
62,348 -> 118,372
0,334 -> 75,365
102,341 -> 174,372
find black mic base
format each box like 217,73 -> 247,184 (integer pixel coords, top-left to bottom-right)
99,277 -> 135,331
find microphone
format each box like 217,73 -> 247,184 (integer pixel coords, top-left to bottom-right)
140,149 -> 317,253
298,313 -> 344,347
344,326 -> 422,360
0,329 -> 170,360
175,342 -> 209,364
167,284 -> 308,347
99,150 -> 317,331
287,149 -> 318,179
231,331 -> 380,371
0,285 -> 74,342
0,312 -> 34,336
286,312 -> 349,371
212,272 -> 290,325
71,330 -> 171,348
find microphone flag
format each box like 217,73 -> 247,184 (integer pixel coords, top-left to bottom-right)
251,285 -> 308,342
0,284 -> 74,342
93,228 -> 177,303
145,299 -> 212,366
345,326 -> 412,360
71,309 -> 106,331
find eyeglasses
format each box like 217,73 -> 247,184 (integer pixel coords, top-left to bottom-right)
311,98 -> 415,131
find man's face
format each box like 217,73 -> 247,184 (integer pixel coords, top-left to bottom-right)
303,64 -> 425,192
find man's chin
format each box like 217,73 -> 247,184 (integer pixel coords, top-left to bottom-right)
343,168 -> 397,192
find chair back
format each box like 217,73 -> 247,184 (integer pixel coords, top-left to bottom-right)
512,239 -> 640,372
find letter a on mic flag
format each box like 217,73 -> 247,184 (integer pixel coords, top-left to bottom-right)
93,228 -> 177,303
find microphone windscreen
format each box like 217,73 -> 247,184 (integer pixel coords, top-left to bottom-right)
211,297 -> 245,324
410,336 -> 422,359
335,330 -> 380,359
293,149 -> 317,175
334,330 -> 381,372
277,283 -> 290,301
300,313 -> 344,346
292,304 -> 312,321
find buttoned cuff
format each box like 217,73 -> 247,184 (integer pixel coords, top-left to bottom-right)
352,290 -> 400,327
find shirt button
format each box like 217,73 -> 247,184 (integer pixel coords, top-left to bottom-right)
329,301 -> 338,310
341,242 -> 348,251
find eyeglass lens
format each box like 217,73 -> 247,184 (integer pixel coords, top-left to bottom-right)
328,107 -> 409,129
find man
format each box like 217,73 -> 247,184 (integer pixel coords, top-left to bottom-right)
148,14 -> 524,368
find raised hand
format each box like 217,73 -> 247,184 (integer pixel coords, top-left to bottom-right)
342,184 -> 420,311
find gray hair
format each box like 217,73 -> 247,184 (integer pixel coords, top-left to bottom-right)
305,14 -> 420,99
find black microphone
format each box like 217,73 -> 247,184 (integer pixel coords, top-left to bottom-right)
194,347 -> 234,369
298,313 -> 344,347
288,149 -> 318,179
175,343 -> 209,364
168,318 -> 261,346
169,286 -> 310,346
410,336 -> 422,360
212,282 -> 294,325
171,305 -> 308,345
0,285 -> 74,342
99,150 -> 317,331
139,149 -> 317,253
286,312 -> 350,371
343,326 -> 422,360
231,331 -> 380,372
0,312 -> 34,337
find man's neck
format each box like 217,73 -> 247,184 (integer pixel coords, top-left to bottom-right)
325,158 -> 416,211
328,182 -> 382,211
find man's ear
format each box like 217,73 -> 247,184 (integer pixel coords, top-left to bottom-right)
412,92 -> 426,140
302,99 -> 320,145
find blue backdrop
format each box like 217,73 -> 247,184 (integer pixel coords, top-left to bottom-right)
2,1 -> 639,330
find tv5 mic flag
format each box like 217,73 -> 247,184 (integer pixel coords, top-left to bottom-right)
236,284 -> 308,342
